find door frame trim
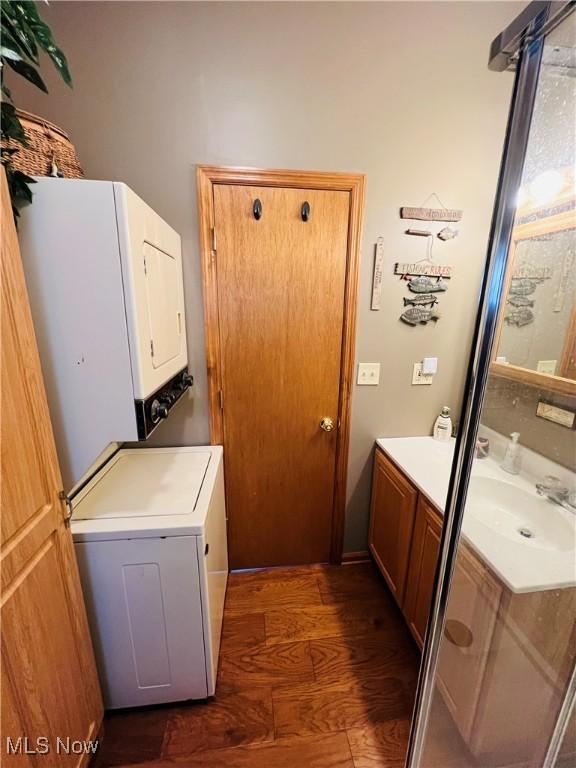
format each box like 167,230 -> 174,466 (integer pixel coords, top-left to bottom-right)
196,165 -> 365,564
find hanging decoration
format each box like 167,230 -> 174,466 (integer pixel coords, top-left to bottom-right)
408,275 -> 449,293
509,278 -> 539,296
400,305 -> 441,326
405,228 -> 433,237
438,226 -> 458,241
400,206 -> 462,222
504,307 -> 535,326
504,263 -> 551,325
507,295 -> 534,307
403,294 -> 439,307
395,263 -> 452,278
512,266 -> 551,280
396,193 -> 462,326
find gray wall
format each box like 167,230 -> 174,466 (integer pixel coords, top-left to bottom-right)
12,1 -> 520,552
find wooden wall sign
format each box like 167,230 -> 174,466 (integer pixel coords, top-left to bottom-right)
394,262 -> 453,278
512,266 -> 552,280
371,237 -> 385,310
400,207 -> 462,222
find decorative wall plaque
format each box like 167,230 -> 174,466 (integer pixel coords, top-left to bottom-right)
512,266 -> 552,280
408,276 -> 448,293
371,237 -> 384,311
400,206 -> 462,222
394,262 -> 452,278
405,228 -> 432,237
400,305 -> 441,326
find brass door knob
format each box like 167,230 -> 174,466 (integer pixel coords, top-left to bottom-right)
320,417 -> 335,432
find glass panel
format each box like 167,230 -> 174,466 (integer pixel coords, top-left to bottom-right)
418,12 -> 576,768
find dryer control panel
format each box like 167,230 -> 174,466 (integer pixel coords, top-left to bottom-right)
135,367 -> 193,439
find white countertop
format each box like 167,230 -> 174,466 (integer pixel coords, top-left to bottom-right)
376,436 -> 455,512
376,436 -> 575,594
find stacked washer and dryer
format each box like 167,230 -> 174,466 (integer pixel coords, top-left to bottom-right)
20,178 -> 227,708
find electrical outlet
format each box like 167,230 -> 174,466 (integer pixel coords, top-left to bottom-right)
412,362 -> 433,385
357,362 -> 380,385
537,360 -> 557,375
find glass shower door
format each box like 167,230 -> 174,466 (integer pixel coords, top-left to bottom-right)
408,5 -> 576,767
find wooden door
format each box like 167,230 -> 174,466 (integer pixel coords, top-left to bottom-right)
368,450 -> 418,607
1,171 -> 103,766
212,183 -> 351,569
403,496 -> 442,648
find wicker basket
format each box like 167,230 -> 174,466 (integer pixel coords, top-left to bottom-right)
2,109 -> 84,179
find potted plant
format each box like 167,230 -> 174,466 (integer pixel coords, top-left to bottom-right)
1,0 -> 72,221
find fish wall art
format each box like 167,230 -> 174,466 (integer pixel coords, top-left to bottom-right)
401,306 -> 441,326
403,294 -> 439,307
408,276 -> 449,293
505,307 -> 534,327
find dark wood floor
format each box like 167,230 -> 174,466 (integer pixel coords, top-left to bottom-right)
93,562 -> 422,768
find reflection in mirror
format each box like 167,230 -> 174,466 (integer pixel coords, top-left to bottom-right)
497,223 -> 576,380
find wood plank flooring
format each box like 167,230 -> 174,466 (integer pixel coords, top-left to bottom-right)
93,562 -> 421,768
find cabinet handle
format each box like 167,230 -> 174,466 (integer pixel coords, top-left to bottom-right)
444,619 -> 473,648
205,542 -> 210,556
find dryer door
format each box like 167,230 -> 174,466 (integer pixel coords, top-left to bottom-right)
144,243 -> 184,370
114,183 -> 187,399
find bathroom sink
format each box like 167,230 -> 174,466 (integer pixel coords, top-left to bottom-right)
466,476 -> 575,553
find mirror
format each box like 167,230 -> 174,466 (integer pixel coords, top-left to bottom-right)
492,210 -> 576,395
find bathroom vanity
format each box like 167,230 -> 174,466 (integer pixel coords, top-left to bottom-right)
369,437 -> 576,767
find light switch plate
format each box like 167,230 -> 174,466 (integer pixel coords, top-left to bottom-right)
537,360 -> 557,375
357,362 -> 380,385
412,362 -> 433,385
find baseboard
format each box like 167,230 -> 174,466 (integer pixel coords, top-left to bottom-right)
341,550 -> 371,564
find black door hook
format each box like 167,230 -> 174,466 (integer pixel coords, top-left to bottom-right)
301,201 -> 310,222
253,199 -> 262,220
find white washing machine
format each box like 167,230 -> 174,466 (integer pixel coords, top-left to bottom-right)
71,446 -> 227,709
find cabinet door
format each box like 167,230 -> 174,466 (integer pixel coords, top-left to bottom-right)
75,536 -> 207,709
144,243 -> 185,370
436,546 -> 501,742
404,496 -> 442,648
1,170 -> 103,765
369,449 -> 417,606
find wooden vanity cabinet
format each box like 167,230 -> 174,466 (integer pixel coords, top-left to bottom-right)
403,496 -> 442,647
368,449 -> 417,607
436,547 -> 502,743
369,446 -> 576,768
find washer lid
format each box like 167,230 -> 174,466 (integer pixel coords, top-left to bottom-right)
73,449 -> 211,521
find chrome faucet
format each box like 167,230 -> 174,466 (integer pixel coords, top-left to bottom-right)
535,475 -> 576,513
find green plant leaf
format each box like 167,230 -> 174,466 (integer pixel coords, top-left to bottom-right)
8,0 -> 72,85
1,101 -> 28,144
1,3 -> 39,63
8,168 -> 35,207
0,45 -> 23,62
0,20 -> 34,64
41,41 -> 72,86
5,57 -> 48,93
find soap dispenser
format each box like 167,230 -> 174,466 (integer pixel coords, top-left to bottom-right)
501,432 -> 522,475
433,406 -> 452,442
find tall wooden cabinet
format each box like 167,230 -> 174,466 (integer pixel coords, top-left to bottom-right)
368,449 -> 417,607
1,171 -> 103,765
